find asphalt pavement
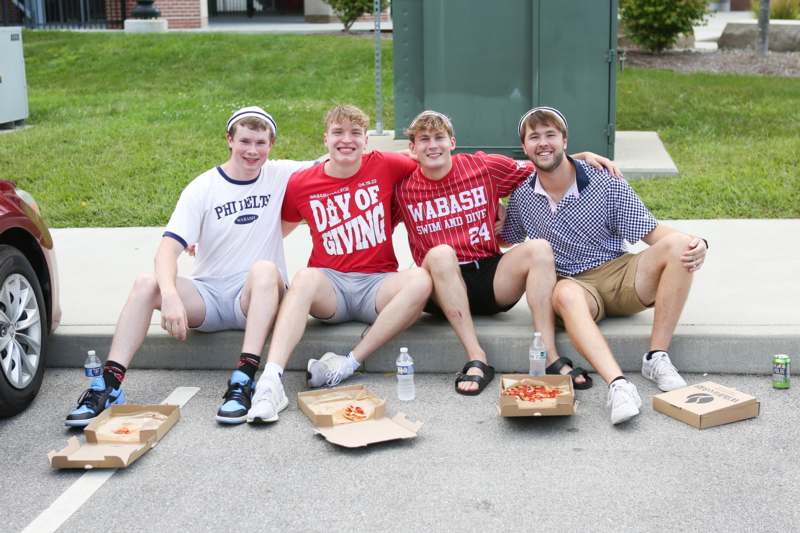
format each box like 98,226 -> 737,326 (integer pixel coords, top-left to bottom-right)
2,369 -> 798,532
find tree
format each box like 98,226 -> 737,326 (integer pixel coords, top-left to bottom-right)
324,0 -> 389,33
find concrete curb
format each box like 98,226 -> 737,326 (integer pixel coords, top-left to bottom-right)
48,317 -> 799,375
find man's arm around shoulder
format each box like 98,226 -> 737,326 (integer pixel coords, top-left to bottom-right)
155,237 -> 190,341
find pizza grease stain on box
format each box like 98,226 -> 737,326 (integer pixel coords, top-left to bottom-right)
48,404 -> 181,469
297,384 -> 422,448
653,381 -> 760,429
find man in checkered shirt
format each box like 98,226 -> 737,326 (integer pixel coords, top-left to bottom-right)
501,107 -> 708,425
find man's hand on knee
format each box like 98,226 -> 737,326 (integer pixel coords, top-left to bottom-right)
680,237 -> 708,273
160,291 -> 189,341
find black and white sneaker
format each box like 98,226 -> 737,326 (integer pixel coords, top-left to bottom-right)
215,370 -> 254,424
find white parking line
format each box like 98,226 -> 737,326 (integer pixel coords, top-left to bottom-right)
22,387 -> 200,533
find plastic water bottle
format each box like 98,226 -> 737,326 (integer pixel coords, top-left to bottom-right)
529,333 -> 547,376
84,350 -> 102,379
396,347 -> 415,401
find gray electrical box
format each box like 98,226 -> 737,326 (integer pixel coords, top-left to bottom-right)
0,27 -> 29,128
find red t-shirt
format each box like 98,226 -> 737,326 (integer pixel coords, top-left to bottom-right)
283,151 -> 417,273
393,152 -> 533,265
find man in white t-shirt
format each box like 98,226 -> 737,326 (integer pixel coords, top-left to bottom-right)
65,106 -> 315,427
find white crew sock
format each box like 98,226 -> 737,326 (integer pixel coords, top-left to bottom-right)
346,352 -> 361,372
264,362 -> 284,380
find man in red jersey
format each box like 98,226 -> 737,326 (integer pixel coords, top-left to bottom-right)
394,110 -> 618,395
246,105 -> 432,423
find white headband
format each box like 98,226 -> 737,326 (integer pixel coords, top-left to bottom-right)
226,106 -> 278,137
409,110 -> 454,131
517,106 -> 568,137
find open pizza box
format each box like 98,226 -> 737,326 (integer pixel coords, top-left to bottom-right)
297,384 -> 422,448
653,381 -> 760,429
49,404 -> 180,469
498,374 -> 575,417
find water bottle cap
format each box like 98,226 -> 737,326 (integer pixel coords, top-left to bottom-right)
87,350 -> 96,356
533,332 -> 542,337
400,347 -> 408,353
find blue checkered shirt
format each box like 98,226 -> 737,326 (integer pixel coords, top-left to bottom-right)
501,158 -> 657,276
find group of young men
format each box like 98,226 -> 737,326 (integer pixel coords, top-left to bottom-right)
65,102 -> 707,428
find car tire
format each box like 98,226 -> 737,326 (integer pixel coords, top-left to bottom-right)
0,245 -> 48,417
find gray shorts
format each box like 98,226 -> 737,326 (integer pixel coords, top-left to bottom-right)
192,272 -> 247,332
316,269 -> 392,324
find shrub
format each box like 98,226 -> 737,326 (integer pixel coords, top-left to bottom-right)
620,0 -> 708,53
323,0 -> 389,32
752,0 -> 800,20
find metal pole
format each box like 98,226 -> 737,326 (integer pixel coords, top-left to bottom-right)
373,0 -> 383,135
758,0 -> 770,57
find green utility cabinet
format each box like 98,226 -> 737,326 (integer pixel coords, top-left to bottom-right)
392,0 -> 618,157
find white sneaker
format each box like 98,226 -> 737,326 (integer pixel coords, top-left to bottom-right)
641,351 -> 687,392
246,373 -> 288,424
306,352 -> 353,388
607,379 -> 642,425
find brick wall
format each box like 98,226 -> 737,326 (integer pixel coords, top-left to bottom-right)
357,11 -> 390,23
124,0 -> 207,29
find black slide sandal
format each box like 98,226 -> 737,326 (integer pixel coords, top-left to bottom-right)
455,360 -> 496,396
546,356 -> 594,390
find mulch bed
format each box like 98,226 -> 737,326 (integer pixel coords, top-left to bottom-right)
621,49 -> 800,77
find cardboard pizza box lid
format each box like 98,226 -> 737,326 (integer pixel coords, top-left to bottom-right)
653,381 -> 760,429
314,414 -> 423,448
297,385 -> 422,447
498,374 -> 576,417
48,404 -> 180,469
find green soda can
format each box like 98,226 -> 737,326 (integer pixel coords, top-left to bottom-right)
773,354 -> 791,389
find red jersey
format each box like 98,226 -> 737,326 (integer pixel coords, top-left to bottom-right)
283,151 -> 417,273
394,152 -> 533,265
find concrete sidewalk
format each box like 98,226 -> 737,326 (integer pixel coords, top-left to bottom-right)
48,219 -> 800,375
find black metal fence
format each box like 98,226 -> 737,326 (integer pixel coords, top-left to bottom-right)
209,0 -> 302,18
0,0 -> 128,28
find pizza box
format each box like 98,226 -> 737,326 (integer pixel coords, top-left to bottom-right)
48,404 -> 180,469
297,384 -> 422,448
653,381 -> 760,429
498,374 -> 575,417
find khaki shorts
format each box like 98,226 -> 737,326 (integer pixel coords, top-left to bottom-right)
559,253 -> 650,322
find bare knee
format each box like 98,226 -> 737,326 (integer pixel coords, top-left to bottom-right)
660,233 -> 693,261
131,273 -> 159,304
248,260 -> 282,292
521,239 -> 554,269
288,267 -> 324,297
404,267 -> 433,302
552,282 -> 588,315
424,245 -> 459,275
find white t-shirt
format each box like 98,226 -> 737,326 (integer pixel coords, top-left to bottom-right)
164,160 -> 314,284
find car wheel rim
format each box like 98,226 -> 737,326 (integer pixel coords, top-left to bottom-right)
0,273 -> 42,390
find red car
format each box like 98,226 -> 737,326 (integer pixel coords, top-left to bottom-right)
0,181 -> 61,417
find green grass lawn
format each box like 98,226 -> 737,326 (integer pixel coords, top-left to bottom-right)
618,68 -> 800,219
0,31 -> 797,227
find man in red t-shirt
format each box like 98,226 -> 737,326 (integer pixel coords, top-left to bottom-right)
394,111 -> 617,395
246,105 -> 431,422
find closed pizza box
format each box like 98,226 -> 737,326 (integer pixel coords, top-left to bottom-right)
48,404 -> 180,469
297,384 -> 422,448
653,381 -> 760,429
498,374 -> 575,417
